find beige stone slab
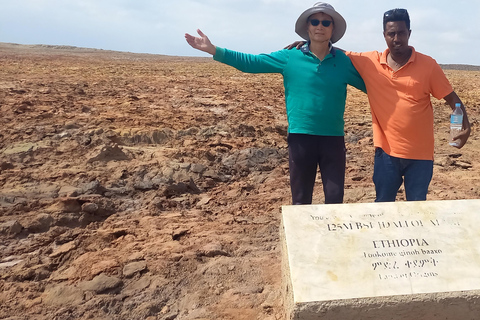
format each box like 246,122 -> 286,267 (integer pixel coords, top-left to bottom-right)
281,199 -> 480,319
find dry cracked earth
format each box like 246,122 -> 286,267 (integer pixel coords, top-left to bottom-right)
0,43 -> 479,320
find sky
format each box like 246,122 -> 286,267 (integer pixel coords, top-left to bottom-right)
1,0 -> 479,66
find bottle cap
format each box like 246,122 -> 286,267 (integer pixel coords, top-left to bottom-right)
455,103 -> 461,107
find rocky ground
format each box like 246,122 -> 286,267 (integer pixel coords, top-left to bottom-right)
0,43 -> 479,320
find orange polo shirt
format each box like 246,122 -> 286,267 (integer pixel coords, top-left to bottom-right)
346,47 -> 453,160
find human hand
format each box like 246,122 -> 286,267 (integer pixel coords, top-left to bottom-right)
284,40 -> 306,50
185,29 -> 217,55
451,124 -> 471,149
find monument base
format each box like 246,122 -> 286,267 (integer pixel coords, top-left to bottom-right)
281,200 -> 480,320
284,291 -> 480,320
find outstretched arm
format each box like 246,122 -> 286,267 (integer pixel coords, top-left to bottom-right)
185,29 -> 217,55
443,91 -> 471,148
186,30 -> 287,74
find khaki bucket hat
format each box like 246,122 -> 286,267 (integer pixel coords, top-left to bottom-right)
295,2 -> 347,43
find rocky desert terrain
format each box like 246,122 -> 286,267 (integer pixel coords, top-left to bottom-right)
0,43 -> 479,320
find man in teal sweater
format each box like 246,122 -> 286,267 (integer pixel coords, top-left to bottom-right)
185,3 -> 365,204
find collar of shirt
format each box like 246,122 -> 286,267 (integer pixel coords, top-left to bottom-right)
380,46 -> 416,67
301,41 -> 336,57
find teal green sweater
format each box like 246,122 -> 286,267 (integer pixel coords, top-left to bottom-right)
214,45 -> 366,136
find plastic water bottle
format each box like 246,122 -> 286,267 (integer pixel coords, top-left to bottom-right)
449,103 -> 463,147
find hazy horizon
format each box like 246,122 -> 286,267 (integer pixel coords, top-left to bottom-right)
1,1 -> 479,66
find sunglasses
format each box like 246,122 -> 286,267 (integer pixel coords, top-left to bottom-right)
309,19 -> 333,27
383,8 -> 408,19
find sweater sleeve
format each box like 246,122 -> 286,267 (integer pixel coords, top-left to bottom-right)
213,47 -> 288,74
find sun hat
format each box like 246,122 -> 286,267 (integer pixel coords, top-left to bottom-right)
295,2 -> 347,43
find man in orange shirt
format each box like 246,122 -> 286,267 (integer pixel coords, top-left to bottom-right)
289,8 -> 471,201
347,8 -> 470,201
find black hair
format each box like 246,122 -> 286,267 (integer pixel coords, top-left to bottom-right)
383,8 -> 410,31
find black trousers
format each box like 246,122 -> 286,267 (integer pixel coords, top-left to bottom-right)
288,134 -> 346,205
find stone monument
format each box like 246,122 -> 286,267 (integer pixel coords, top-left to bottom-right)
281,199 -> 480,319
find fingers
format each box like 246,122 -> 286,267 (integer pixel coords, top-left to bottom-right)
184,29 -> 207,47
451,138 -> 465,148
184,33 -> 197,47
184,30 -> 205,42
284,41 -> 306,50
296,41 -> 306,49
197,29 -> 206,38
453,140 -> 466,149
185,30 -> 216,55
452,130 -> 470,148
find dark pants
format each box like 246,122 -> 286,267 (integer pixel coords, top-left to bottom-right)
288,134 -> 346,205
373,148 -> 434,202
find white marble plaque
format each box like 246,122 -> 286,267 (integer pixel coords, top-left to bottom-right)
281,199 -> 480,304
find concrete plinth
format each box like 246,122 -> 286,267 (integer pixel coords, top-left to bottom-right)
281,199 -> 480,319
